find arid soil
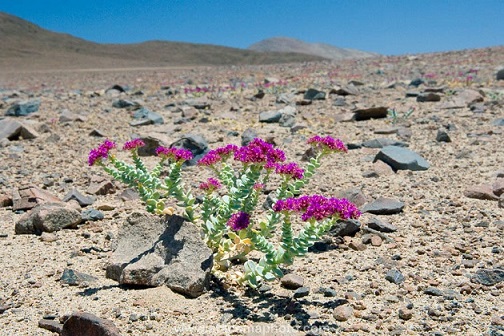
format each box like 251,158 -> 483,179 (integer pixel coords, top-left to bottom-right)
0,47 -> 503,336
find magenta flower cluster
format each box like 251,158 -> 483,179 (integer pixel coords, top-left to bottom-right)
233,138 -> 286,165
307,135 -> 347,153
274,162 -> 304,180
273,195 -> 361,221
226,211 -> 251,231
122,138 -> 145,151
199,177 -> 221,191
88,139 -> 116,166
155,146 -> 193,162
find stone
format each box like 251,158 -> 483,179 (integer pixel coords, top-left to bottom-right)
334,188 -> 367,207
61,312 -> 121,336
112,99 -> 136,108
12,186 -> 61,211
259,110 -> 282,123
0,119 -> 39,140
106,84 -> 127,93
349,240 -> 366,251
318,287 -> 337,297
398,307 -> 413,320
372,160 -> 395,176
281,273 -> 304,289
492,118 -> 504,126
353,106 -> 388,121
183,98 -> 210,110
374,146 -> 429,171
417,92 -> 441,102
169,134 -> 209,166
333,305 -> 353,321
5,99 -> 40,116
40,232 -> 58,242
385,269 -> 405,284
409,78 -> 425,87
60,269 -> 98,286
106,213 -> 213,298
492,179 -> 504,196
330,85 -> 359,96
496,68 -> 504,80
293,287 -> 310,298
87,175 -> 115,195
367,217 -> 398,232
370,235 -> 382,246
463,184 -> 499,201
362,138 -> 407,148
130,107 -> 164,125
38,319 -> 63,334
362,197 -> 404,215
81,208 -> 104,222
456,89 -> 484,105
15,202 -> 81,235
424,287 -> 443,296
436,129 -> 451,142
330,219 -> 361,237
500,195 -> 504,209
89,129 -> 106,137
471,269 -> 504,286
304,88 -> 326,100
241,128 -> 258,146
63,189 -> 95,207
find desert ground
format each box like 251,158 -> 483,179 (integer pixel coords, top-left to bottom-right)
0,47 -> 503,336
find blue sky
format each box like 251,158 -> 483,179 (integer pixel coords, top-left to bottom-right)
1,0 -> 503,56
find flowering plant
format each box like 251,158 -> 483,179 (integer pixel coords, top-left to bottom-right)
88,136 -> 360,287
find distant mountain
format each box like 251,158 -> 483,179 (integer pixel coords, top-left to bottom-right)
248,37 -> 379,60
0,12 -> 327,71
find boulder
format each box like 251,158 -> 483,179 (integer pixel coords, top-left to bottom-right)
374,146 -> 429,171
61,312 -> 121,336
15,202 -> 81,235
0,119 -> 39,140
5,99 -> 40,116
106,213 -> 213,298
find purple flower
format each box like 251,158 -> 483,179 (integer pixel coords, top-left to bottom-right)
197,151 -> 222,166
253,183 -> 264,190
274,162 -> 304,180
273,195 -> 360,221
226,211 -> 251,231
214,144 -> 238,157
234,138 -> 285,165
199,177 -> 221,191
156,147 -> 193,162
122,138 -> 145,151
307,135 -> 347,153
88,139 -> 116,166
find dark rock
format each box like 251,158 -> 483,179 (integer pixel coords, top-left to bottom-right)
15,202 -> 81,234
259,110 -> 282,123
81,208 -> 104,222
362,138 -> 408,148
471,269 -> 504,286
106,84 -> 127,93
333,97 -> 347,106
493,179 -> 504,196
89,129 -> 106,137
335,188 -> 367,207
409,78 -> 425,87
293,287 -> 310,298
385,269 -> 404,284
330,85 -> 359,96
353,106 -> 388,121
106,213 -> 213,298
117,188 -> 140,201
63,189 -> 95,207
374,146 -> 429,171
12,186 -> 61,211
424,287 -> 443,296
5,99 -> 40,116
304,88 -> 326,100
60,269 -> 97,286
362,197 -> 404,215
38,319 -> 63,333
436,129 -> 451,142
170,134 -> 208,166
87,175 -> 115,195
496,69 -> 504,80
183,98 -> 210,110
367,217 -> 397,232
112,99 -> 136,109
253,90 -> 265,100
330,219 -> 361,237
417,92 -> 441,102
464,184 -> 499,201
0,119 -> 39,140
131,107 -> 164,125
318,287 -> 337,297
281,273 -> 304,289
241,128 -> 257,146
61,311 -> 121,336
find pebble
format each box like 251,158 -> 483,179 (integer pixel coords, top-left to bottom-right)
281,273 -> 304,289
333,305 -> 353,321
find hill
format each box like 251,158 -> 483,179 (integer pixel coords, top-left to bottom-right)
248,37 -> 379,60
0,12 -> 328,71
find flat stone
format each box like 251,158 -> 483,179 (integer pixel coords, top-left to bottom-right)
471,269 -> 504,286
330,219 -> 361,237
60,269 -> 98,286
362,138 -> 407,148
5,99 -> 40,116
497,68 -> 504,80
15,202 -> 81,234
304,88 -> 326,100
169,134 -> 208,166
334,188 -> 367,207
372,160 -> 395,176
385,269 -> 405,284
293,287 -> 310,298
463,184 -> 499,201
0,119 -> 39,140
362,197 -> 405,215
374,146 -> 429,171
353,106 -> 388,121
333,305 -> 353,321
87,175 -> 115,195
417,92 -> 441,102
61,311 -> 121,336
367,217 -> 398,232
281,273 -> 304,289
81,208 -> 104,222
38,319 -> 63,334
259,110 -> 282,123
63,189 -> 95,207
131,107 -> 164,125
12,185 -> 61,211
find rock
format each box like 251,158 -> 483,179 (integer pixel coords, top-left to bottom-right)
293,287 -> 310,298
333,305 -> 353,321
169,134 -> 209,166
5,99 -> 40,116
0,194 -> 13,207
12,186 -> 61,211
349,240 -> 366,251
112,99 -> 136,108
471,269 -> 504,286
353,106 -> 388,121
38,319 -> 63,333
259,110 -> 282,123
436,129 -> 451,142
60,269 -> 97,286
63,189 -> 95,207
370,235 -> 382,246
500,195 -> 504,209
87,175 -> 115,195
318,287 -> 337,297
281,273 -> 304,289
106,84 -> 127,93
492,118 -> 504,126
417,92 -> 441,102
183,98 -> 210,110
106,213 -> 213,298
89,129 -> 106,137
81,208 -> 104,222
367,217 -> 397,232
117,188 -> 139,201
335,188 -> 367,208
330,85 -> 359,96
304,88 -> 326,100
61,312 -> 121,336
424,287 -> 443,296
496,68 -> 504,80
398,307 -> 413,320
385,269 -> 405,284
0,119 -> 39,140
362,138 -> 408,148
59,109 -> 86,123
40,232 -> 58,242
130,107 -> 164,125
15,202 -> 81,234
241,128 -> 257,146
278,106 -> 296,127
374,146 -> 429,171
362,197 -> 405,215
409,78 -> 425,87
330,219 -> 361,237
463,184 -> 499,201
372,160 -> 395,176
456,89 -> 484,105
